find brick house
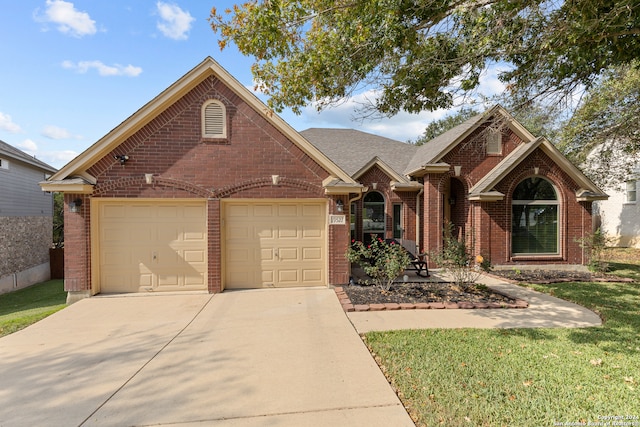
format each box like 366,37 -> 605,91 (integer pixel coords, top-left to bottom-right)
1,140 -> 57,293
41,57 -> 606,302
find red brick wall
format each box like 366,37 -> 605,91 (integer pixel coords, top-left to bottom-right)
66,75 -> 351,293
352,166 -> 419,244
63,194 -> 91,292
422,126 -> 592,267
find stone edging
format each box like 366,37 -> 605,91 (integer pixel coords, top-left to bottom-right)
334,286 -> 529,313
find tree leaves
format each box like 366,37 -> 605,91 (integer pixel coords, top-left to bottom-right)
211,0 -> 640,116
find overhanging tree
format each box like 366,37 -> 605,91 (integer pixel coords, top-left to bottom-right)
558,63 -> 640,188
210,0 -> 640,116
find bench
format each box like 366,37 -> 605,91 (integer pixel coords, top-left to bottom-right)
386,239 -> 429,277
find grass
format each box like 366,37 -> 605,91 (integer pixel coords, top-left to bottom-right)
0,280 -> 67,337
365,249 -> 640,426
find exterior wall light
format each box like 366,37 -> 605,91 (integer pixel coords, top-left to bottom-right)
336,199 -> 344,212
69,198 -> 83,213
114,154 -> 129,165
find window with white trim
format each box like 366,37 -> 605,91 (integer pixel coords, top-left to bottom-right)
202,100 -> 227,138
512,177 -> 559,254
626,181 -> 637,203
486,129 -> 502,154
0,158 -> 8,169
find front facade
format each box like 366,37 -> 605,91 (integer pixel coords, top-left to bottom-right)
1,140 -> 57,293
43,58 -> 606,302
42,58 -> 360,302
303,107 -> 607,269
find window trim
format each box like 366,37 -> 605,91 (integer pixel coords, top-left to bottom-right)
511,177 -> 560,256
625,180 -> 637,204
486,129 -> 502,155
0,158 -> 8,170
201,99 -> 227,139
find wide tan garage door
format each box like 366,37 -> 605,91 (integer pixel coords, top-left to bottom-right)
96,200 -> 207,293
224,200 -> 326,289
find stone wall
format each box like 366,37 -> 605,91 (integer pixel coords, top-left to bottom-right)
0,216 -> 52,278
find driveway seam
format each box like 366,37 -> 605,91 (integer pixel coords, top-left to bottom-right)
77,294 -> 217,427
129,403 -> 406,426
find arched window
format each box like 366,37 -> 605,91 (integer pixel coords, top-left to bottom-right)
512,177 -> 559,254
363,191 -> 385,242
202,100 -> 227,138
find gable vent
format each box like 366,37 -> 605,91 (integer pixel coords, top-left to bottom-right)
203,100 -> 226,138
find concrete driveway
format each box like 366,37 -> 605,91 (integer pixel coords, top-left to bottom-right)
0,288 -> 414,426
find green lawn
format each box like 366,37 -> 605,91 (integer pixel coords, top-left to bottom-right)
365,255 -> 640,426
0,280 -> 66,337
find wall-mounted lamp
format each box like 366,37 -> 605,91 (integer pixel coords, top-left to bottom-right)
336,199 -> 344,212
69,198 -> 83,213
449,195 -> 457,206
114,154 -> 129,165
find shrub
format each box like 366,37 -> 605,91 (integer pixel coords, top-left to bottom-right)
577,228 -> 613,274
346,236 -> 411,291
430,223 -> 482,286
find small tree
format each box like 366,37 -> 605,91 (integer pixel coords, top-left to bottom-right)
578,228 -> 613,274
346,236 -> 411,291
430,223 -> 482,287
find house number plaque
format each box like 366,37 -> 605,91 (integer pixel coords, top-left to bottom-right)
329,214 -> 346,225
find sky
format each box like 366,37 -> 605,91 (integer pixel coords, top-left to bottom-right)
0,1 -> 506,170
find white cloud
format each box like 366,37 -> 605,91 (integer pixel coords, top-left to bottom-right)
62,60 -> 143,77
17,139 -> 38,154
42,150 -> 79,168
37,0 -> 97,38
0,112 -> 22,133
42,125 -> 72,140
156,2 -> 194,40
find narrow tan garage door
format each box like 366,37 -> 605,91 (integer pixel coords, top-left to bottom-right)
224,200 -> 326,289
97,200 -> 207,293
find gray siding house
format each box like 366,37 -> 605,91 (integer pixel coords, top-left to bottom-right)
0,140 -> 57,293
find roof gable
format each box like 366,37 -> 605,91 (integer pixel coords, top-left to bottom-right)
469,137 -> 607,201
404,105 -> 536,176
45,57 -> 355,188
0,140 -> 56,173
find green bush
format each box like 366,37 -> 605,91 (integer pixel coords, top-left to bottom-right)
346,236 -> 411,291
430,223 -> 482,286
577,228 -> 612,274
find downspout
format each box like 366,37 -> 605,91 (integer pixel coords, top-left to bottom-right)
416,187 -> 424,252
349,188 -> 366,206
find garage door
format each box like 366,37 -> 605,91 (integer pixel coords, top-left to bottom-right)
224,200 -> 326,289
97,200 -> 207,293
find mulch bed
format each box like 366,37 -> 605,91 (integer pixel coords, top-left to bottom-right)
336,282 -> 528,312
490,269 -> 634,284
336,268 -> 635,313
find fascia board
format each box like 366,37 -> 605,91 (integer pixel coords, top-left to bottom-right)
49,57 -> 356,186
352,156 -> 407,182
431,105 -> 537,164
39,182 -> 93,194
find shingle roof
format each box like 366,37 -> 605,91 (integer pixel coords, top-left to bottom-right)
300,128 -> 417,177
403,112 -> 486,175
0,139 -> 57,173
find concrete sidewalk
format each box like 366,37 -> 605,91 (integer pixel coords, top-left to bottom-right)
0,289 -> 414,427
347,273 -> 603,333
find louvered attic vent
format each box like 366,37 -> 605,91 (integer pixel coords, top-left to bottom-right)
202,100 -> 226,138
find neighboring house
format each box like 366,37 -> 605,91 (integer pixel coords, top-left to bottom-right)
0,140 -> 57,293
41,57 -> 607,302
593,167 -> 640,247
